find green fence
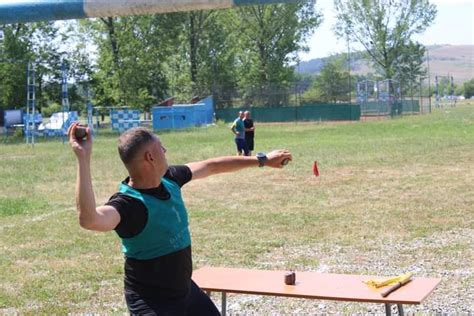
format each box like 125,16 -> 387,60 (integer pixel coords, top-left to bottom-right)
401,99 -> 421,113
215,103 -> 361,122
360,100 -> 420,116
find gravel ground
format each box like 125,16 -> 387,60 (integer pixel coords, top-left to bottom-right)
210,228 -> 473,315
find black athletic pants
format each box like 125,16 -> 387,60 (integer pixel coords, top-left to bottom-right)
125,280 -> 221,316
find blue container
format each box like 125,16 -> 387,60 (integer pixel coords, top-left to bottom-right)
152,96 -> 214,131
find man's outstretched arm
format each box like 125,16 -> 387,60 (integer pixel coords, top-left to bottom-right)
186,149 -> 292,180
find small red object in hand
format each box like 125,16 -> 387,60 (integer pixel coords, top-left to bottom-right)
313,161 -> 319,177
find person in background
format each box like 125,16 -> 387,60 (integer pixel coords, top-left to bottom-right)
243,110 -> 255,156
68,123 -> 292,315
230,111 -> 248,156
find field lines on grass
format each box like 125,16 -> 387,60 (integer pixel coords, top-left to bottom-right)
0,207 -> 73,232
0,106 -> 473,313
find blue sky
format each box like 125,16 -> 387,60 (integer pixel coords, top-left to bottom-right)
298,0 -> 474,61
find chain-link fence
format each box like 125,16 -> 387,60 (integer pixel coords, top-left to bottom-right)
210,78 -> 428,114
210,81 -> 352,110
355,78 -> 432,116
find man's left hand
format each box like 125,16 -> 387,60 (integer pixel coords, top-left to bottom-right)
266,149 -> 292,168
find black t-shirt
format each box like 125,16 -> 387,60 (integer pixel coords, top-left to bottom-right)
244,118 -> 254,138
105,165 -> 193,299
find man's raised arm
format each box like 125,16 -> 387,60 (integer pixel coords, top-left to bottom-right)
68,123 -> 120,232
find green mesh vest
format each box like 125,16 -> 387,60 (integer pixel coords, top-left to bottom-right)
118,177 -> 191,260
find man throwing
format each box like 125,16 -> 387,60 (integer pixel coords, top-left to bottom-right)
68,123 -> 292,315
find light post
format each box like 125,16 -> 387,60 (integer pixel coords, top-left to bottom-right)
347,37 -> 351,103
426,49 -> 431,113
346,23 -> 352,104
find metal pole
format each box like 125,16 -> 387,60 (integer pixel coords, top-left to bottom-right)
221,292 -> 227,316
397,304 -> 405,316
450,75 -> 454,107
419,77 -> 423,114
0,0 -> 298,24
427,50 -> 431,113
26,62 -> 36,146
26,64 -> 30,145
365,80 -> 368,102
61,60 -> 70,143
347,34 -> 351,103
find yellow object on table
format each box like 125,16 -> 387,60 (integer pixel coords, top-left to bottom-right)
364,272 -> 413,288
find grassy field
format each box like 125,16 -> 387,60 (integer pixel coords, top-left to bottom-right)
0,105 -> 473,314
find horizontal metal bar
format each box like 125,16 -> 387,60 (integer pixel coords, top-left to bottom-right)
0,0 -> 299,24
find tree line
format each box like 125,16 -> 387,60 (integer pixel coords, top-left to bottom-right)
4,0 -> 469,116
0,1 -> 320,114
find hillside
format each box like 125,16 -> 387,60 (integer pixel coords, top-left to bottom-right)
298,44 -> 474,84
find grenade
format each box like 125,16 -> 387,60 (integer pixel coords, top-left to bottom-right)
74,124 -> 88,140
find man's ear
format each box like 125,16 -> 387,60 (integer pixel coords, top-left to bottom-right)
145,151 -> 154,162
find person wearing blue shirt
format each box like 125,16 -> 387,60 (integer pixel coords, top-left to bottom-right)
231,111 -> 248,156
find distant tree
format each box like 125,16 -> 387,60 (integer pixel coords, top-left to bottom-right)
454,84 -> 464,97
185,11 -> 213,87
394,41 -> 426,97
334,0 -> 436,80
435,76 -> 454,97
0,22 -> 61,111
294,72 -> 315,94
235,1 -> 322,106
166,10 -> 239,105
0,25 -> 32,110
463,78 -> 474,99
81,15 -> 182,111
64,23 -> 95,113
303,56 -> 352,103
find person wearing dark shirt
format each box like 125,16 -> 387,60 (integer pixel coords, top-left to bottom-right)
68,124 -> 292,315
243,111 -> 255,156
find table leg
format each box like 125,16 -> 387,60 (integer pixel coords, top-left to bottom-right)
385,303 -> 392,316
221,292 -> 227,316
397,304 -> 404,316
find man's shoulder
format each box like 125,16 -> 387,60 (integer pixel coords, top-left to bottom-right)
105,192 -> 146,216
164,165 -> 192,187
107,192 -> 141,204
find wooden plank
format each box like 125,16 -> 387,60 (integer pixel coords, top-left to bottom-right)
193,267 -> 441,305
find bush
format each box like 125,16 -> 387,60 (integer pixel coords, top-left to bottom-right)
463,78 -> 474,99
41,103 -> 62,118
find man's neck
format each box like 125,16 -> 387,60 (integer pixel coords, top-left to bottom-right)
128,174 -> 161,189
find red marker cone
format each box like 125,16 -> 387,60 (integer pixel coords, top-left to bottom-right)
313,161 -> 319,177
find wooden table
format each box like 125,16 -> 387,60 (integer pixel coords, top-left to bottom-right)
193,267 -> 441,316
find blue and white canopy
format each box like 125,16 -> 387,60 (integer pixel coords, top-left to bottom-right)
0,0 -> 296,24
